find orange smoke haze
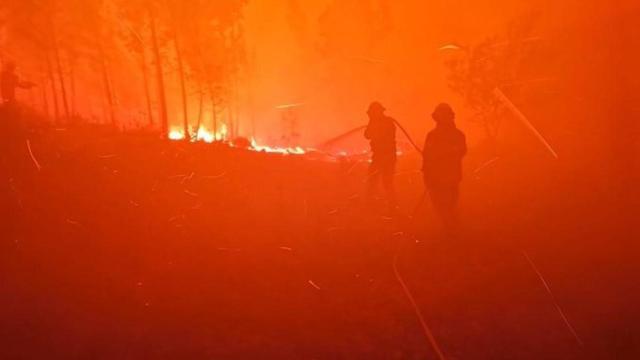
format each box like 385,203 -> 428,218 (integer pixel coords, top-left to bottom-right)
241,0 -> 639,151
1,0 -> 637,157
1,1 -> 639,359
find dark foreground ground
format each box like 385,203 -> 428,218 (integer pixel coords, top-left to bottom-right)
1,124 -> 638,359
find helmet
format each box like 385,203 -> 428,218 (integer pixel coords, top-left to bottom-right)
367,101 -> 386,115
432,103 -> 455,122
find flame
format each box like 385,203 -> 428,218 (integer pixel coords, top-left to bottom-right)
168,126 -> 307,156
250,138 -> 305,155
168,129 -> 186,141
216,124 -> 228,141
196,127 -> 215,143
169,124 -> 228,143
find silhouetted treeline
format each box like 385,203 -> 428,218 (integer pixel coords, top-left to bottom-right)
0,0 -> 248,137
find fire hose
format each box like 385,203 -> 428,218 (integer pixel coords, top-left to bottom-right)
392,119 -> 423,154
316,107 -> 572,353
392,117 -> 581,352
388,119 -> 448,360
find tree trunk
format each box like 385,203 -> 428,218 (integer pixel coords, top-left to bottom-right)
209,85 -> 218,140
173,30 -> 190,140
227,106 -> 233,139
141,50 -> 154,127
212,99 -> 218,140
150,14 -> 168,137
98,44 -> 117,128
195,80 -> 204,133
69,58 -> 76,118
128,22 -> 155,128
234,74 -> 240,138
51,31 -> 70,120
101,61 -> 116,127
248,48 -> 256,138
45,50 -> 60,124
40,73 -> 50,121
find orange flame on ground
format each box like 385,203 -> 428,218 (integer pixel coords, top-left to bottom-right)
249,138 -> 306,155
169,124 -> 229,143
168,126 -> 306,155
168,129 -> 186,141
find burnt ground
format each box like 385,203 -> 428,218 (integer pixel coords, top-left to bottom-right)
1,125 -> 638,359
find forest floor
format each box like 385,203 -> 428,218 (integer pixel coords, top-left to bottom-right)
1,124 -> 637,359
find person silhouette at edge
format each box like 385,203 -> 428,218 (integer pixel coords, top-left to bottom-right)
422,103 -> 467,235
364,101 -> 397,212
1,61 -> 35,106
0,61 -> 36,188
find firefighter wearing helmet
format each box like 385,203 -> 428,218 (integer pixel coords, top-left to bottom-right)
422,103 -> 467,235
364,101 -> 397,211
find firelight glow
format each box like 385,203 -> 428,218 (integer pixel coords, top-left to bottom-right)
168,125 -> 307,156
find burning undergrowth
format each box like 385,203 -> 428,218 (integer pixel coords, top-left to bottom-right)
165,125 -> 379,162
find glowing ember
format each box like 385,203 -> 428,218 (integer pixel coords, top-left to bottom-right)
438,44 -> 462,51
